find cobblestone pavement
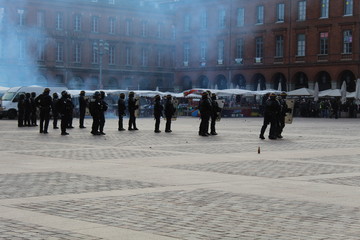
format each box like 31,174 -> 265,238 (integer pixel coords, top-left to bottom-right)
1,117 -> 360,239
162,160 -> 360,178
0,217 -> 103,240
0,172 -> 165,199
12,189 -> 360,240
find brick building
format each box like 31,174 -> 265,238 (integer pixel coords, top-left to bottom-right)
0,0 -> 359,92
0,0 -> 177,90
174,0 -> 360,92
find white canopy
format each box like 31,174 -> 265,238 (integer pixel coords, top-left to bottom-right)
287,88 -> 314,96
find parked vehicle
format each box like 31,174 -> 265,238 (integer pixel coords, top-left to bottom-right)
0,86 -> 67,119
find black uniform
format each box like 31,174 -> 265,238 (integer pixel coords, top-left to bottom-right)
66,95 -> 74,128
128,93 -> 138,130
164,96 -> 175,132
35,89 -> 52,134
118,94 -> 126,131
198,93 -> 212,136
99,91 -> 108,135
89,92 -> 102,135
17,94 -> 25,127
79,91 -> 87,128
210,95 -> 221,135
153,96 -> 163,133
30,92 -> 37,126
52,93 -> 59,129
278,95 -> 290,138
56,91 -> 72,135
260,95 -> 281,139
24,93 -> 32,126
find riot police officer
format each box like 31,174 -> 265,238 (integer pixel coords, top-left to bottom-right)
99,91 -> 108,135
89,91 -> 102,135
118,93 -> 126,131
17,94 -> 25,127
30,92 -> 38,126
164,94 -> 175,133
52,92 -> 59,129
24,93 -> 32,127
35,88 -> 52,134
278,92 -> 290,138
210,93 -> 221,135
56,91 -> 71,135
259,93 -> 281,140
198,92 -> 212,136
153,94 -> 163,133
128,91 -> 138,130
79,90 -> 87,129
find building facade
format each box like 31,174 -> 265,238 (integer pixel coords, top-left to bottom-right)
0,0 -> 177,90
0,0 -> 359,92
174,0 -> 360,92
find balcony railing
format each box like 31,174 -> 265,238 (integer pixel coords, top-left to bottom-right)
341,53 -> 352,60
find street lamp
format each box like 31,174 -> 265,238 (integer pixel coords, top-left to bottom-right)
93,39 -> 109,89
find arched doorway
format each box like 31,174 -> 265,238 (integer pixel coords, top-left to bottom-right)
215,74 -> 227,90
316,71 -> 331,91
139,78 -> 151,90
272,73 -> 287,91
253,73 -> 266,90
339,70 -> 356,92
155,79 -> 163,90
294,72 -> 309,89
181,76 -> 192,91
198,75 -> 209,89
232,74 -> 246,89
107,77 -> 119,89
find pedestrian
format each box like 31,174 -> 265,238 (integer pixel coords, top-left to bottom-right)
118,93 -> 126,131
24,93 -> 32,126
17,94 -> 25,127
164,94 -> 175,133
259,92 -> 281,140
89,91 -> 102,135
153,94 -> 163,133
99,91 -> 108,135
30,92 -> 38,126
128,91 -> 139,130
35,88 -> 52,134
198,92 -> 212,136
55,91 -> 70,135
210,93 -> 221,135
79,90 -> 87,128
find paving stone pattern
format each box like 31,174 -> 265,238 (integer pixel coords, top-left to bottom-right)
0,217 -> 103,240
310,176 -> 360,187
13,189 -> 360,240
162,160 -> 360,178
298,155 -> 360,165
13,148 -> 183,161
0,172 -> 164,199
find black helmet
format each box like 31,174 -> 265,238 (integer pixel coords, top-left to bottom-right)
120,93 -> 125,99
53,92 -> 58,98
61,90 -> 67,97
80,90 -> 85,96
94,91 -> 100,97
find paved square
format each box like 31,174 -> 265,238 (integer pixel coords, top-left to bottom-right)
1,117 -> 360,239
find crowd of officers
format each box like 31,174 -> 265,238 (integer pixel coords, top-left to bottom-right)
16,88 -> 224,137
259,92 -> 291,140
17,88 -> 292,139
